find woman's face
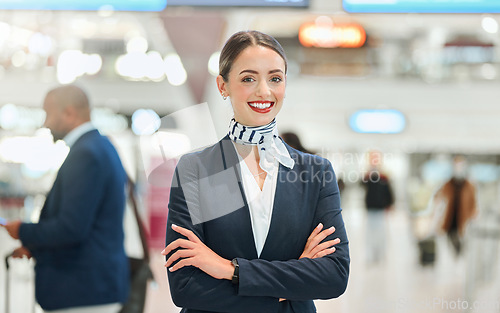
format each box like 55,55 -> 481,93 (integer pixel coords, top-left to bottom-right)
217,45 -> 286,127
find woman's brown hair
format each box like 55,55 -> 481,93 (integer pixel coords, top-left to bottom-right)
219,30 -> 288,82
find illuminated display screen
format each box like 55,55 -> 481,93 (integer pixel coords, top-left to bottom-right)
349,110 -> 406,134
469,164 -> 500,183
166,0 -> 308,7
0,0 -> 166,11
343,0 -> 500,13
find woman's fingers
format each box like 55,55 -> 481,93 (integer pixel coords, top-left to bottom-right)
162,224 -> 204,256
300,225 -> 338,259
306,223 -> 323,242
165,248 -> 196,268
171,224 -> 202,243
163,224 -> 233,280
302,223 -> 324,255
313,247 -> 336,259
310,238 -> 340,257
162,238 -> 196,256
309,226 -> 336,248
168,258 -> 193,272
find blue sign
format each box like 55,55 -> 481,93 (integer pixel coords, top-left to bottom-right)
343,0 -> 500,13
349,109 -> 406,134
166,0 -> 308,7
0,0 -> 166,11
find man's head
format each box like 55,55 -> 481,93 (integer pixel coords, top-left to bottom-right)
43,85 -> 91,142
452,155 -> 468,180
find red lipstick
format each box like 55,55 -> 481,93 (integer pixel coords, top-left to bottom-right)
247,101 -> 274,114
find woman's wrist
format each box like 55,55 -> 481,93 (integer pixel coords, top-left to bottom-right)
223,258 -> 235,281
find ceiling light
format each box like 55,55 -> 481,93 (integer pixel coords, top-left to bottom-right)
11,50 -> 27,67
132,109 -> 161,136
164,54 -> 187,86
349,109 -> 406,134
28,33 -> 53,56
57,50 -> 86,84
145,51 -> 165,81
0,103 -> 19,130
482,16 -> 498,34
208,51 -> 220,76
85,54 -> 103,75
127,36 -> 148,54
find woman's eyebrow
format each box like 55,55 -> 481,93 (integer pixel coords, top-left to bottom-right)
239,69 -> 284,75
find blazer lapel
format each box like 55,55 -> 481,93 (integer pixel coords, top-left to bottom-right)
219,136 -> 259,259
259,147 -> 302,260
39,130 -> 97,219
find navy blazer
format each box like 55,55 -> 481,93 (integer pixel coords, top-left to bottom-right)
165,136 -> 349,313
19,129 -> 129,310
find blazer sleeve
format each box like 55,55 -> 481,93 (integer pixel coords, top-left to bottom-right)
237,160 -> 350,301
19,148 -> 107,250
165,155 -> 280,313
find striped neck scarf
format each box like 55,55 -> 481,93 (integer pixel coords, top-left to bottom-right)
228,118 -> 295,174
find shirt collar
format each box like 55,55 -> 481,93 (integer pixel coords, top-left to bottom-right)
63,122 -> 95,148
231,141 -> 279,177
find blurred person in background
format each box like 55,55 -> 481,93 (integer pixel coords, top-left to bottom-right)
433,155 -> 477,257
281,131 -> 345,195
2,85 -> 129,313
162,30 -> 349,313
362,150 -> 394,266
280,131 -> 314,154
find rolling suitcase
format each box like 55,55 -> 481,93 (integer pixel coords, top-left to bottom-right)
4,252 -> 37,313
418,237 -> 436,266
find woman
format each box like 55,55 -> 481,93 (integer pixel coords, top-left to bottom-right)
162,30 -> 349,313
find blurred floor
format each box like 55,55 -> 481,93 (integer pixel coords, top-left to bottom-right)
2,185 -> 499,313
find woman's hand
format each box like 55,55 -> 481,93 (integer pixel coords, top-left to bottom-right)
279,223 -> 339,303
12,246 -> 31,259
3,220 -> 22,239
299,223 -> 340,259
162,224 -> 234,280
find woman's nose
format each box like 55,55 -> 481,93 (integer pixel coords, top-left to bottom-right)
255,80 -> 271,98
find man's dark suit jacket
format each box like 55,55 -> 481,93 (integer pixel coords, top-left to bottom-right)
165,136 -> 349,313
19,129 -> 129,310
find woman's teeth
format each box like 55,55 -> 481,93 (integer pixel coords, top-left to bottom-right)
249,102 -> 272,109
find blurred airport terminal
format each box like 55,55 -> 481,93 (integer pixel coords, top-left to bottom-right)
1,0 -> 500,312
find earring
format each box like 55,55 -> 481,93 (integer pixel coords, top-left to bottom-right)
222,94 -> 227,100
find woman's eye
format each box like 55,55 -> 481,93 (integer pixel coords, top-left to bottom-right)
270,76 -> 282,83
242,77 -> 255,82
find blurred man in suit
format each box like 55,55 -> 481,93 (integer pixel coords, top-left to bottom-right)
3,85 -> 129,313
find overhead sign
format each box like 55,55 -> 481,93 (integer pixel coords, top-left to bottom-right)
0,0 -> 166,11
349,110 -> 406,134
443,38 -> 495,64
343,0 -> 500,13
299,23 -> 366,48
166,0 -> 308,7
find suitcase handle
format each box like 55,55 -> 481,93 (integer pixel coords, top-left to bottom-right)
5,252 -> 13,270
5,252 -> 12,313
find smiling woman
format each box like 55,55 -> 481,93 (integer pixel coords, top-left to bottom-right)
163,30 -> 350,313
217,31 -> 287,127
217,45 -> 285,127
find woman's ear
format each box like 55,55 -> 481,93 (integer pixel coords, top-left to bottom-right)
216,75 -> 228,98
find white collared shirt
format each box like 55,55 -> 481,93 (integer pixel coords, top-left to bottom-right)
63,122 -> 95,148
234,144 -> 279,257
